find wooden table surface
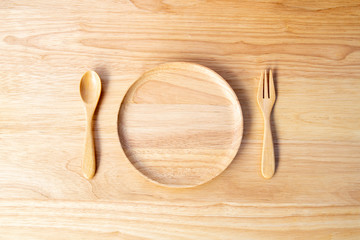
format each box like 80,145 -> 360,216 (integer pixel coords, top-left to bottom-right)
1,0 -> 360,239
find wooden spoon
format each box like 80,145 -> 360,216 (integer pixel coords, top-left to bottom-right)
79,71 -> 102,179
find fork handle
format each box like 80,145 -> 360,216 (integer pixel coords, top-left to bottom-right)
261,119 -> 275,179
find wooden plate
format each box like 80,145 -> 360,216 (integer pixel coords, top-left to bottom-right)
118,62 -> 243,187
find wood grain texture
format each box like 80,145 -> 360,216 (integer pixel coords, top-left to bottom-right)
118,62 -> 242,187
1,0 -> 360,239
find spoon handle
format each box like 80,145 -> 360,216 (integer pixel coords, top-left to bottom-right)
82,115 -> 96,179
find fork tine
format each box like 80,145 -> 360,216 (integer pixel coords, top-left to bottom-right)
257,71 -> 264,100
269,69 -> 276,99
264,69 -> 268,98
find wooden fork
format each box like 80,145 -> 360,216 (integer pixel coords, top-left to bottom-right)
257,69 -> 276,179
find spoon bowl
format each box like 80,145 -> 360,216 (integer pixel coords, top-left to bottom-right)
79,71 -> 102,179
80,71 -> 102,105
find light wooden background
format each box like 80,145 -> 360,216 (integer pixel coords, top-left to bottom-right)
1,0 -> 360,239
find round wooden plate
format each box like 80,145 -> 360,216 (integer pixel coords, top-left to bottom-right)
118,62 -> 243,187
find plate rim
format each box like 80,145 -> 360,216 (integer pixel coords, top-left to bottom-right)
117,62 -> 243,188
